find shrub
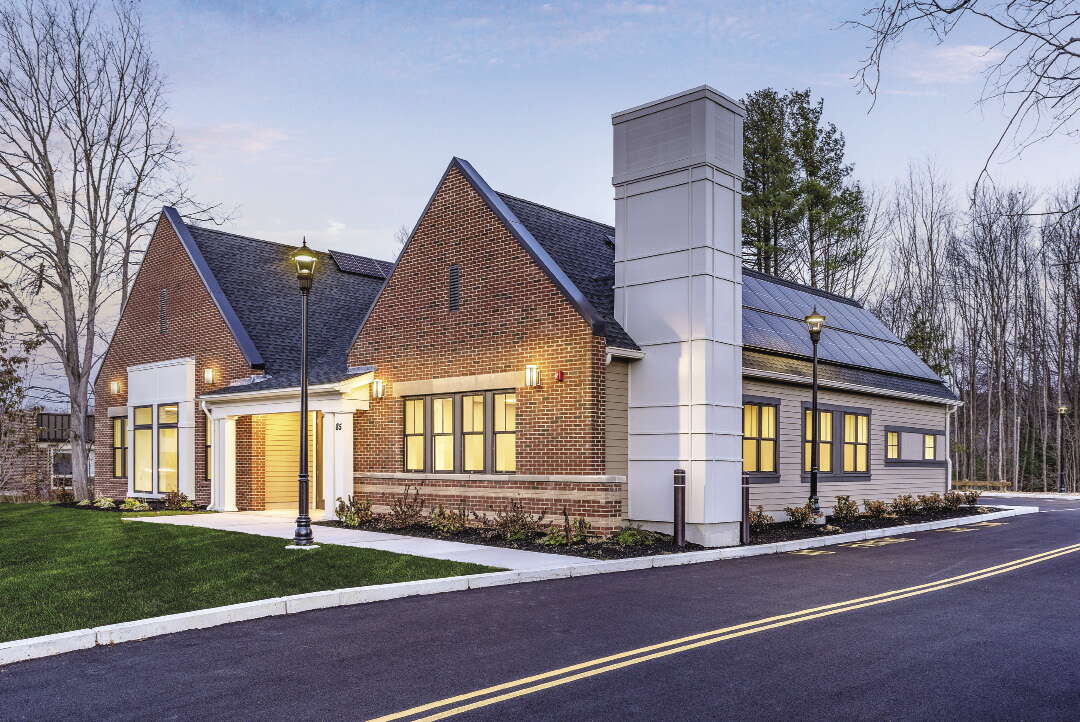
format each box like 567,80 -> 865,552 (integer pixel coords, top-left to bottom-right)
92,497 -> 116,510
429,503 -> 468,535
385,485 -> 425,528
335,495 -> 375,528
963,489 -> 981,506
75,499 -> 92,507
611,525 -> 661,547
748,505 -> 774,532
119,497 -> 150,511
890,494 -> 919,516
784,502 -> 822,527
832,495 -> 860,522
917,493 -> 945,514
540,509 -> 596,546
942,491 -> 965,510
490,500 -> 546,541
863,499 -> 890,519
162,492 -> 194,511
53,490 -> 75,504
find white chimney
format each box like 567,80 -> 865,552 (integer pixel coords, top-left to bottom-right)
612,86 -> 745,546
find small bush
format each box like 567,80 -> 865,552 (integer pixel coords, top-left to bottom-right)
75,499 -> 92,507
54,490 -> 75,504
942,491 -> 965,510
490,500 -> 546,541
784,502 -> 822,527
611,525 -> 661,547
748,505 -> 774,532
863,499 -> 890,519
335,495 -> 375,528
963,489 -> 981,506
92,497 -> 116,510
429,503 -> 468,535
890,494 -> 919,516
832,495 -> 860,522
540,510 -> 596,546
162,491 -> 194,510
119,497 -> 150,511
916,493 -> 945,514
385,485 -> 425,528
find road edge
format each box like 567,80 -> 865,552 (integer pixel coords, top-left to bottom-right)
0,504 -> 1037,667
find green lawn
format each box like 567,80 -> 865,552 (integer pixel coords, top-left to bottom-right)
0,505 -> 497,643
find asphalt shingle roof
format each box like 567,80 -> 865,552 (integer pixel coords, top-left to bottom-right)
187,226 -> 387,395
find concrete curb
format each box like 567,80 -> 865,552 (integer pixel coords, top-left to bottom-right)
0,505 -> 1036,667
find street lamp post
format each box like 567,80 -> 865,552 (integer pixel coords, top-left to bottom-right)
1058,404 -> 1070,494
804,309 -> 826,514
289,238 -> 319,549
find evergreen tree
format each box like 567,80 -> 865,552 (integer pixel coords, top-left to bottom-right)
742,89 -> 798,276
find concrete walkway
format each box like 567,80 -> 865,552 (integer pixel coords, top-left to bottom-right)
126,511 -> 586,571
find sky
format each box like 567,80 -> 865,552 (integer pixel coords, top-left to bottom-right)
142,0 -> 1076,263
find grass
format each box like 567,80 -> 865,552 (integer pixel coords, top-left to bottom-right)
0,504 -> 498,643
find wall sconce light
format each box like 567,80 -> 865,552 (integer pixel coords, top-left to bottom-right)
109,380 -> 120,394
524,365 -> 541,387
372,379 -> 386,399
203,368 -> 216,385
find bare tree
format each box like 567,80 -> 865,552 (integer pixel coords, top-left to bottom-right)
850,1 -> 1080,208
0,1 -> 193,499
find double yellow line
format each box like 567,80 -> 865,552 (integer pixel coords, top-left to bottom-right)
371,542 -> 1080,721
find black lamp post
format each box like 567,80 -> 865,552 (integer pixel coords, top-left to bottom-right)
289,238 -> 318,549
804,308 -> 826,514
1058,404 -> 1070,494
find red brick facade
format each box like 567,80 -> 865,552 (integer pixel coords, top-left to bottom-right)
93,215 -> 256,503
348,165 -> 623,528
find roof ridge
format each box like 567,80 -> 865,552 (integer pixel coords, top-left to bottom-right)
187,224 -> 301,251
328,247 -> 394,266
496,192 -> 614,233
742,267 -> 864,308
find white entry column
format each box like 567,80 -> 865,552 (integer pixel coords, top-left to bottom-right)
210,415 -> 238,512
321,411 -> 355,520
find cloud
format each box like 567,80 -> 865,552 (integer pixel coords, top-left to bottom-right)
181,123 -> 289,156
900,44 -> 1005,85
325,220 -> 346,236
603,1 -> 669,14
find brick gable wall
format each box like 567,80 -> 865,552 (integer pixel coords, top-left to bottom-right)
348,165 -> 624,529
93,215 -> 255,503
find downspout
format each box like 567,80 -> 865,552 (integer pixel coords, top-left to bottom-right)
946,404 -> 958,491
200,399 -> 214,509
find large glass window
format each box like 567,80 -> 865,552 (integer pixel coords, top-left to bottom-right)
462,394 -> 485,472
404,398 -> 425,471
803,410 -> 833,473
157,404 -> 179,493
923,434 -> 937,460
842,413 -> 870,472
133,406 -> 153,493
112,417 -> 127,478
432,397 -> 455,472
493,393 -> 516,473
742,403 -> 777,473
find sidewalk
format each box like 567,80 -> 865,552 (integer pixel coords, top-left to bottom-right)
126,511 -> 585,571
981,491 -> 1080,501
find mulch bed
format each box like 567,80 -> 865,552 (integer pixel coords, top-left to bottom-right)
52,500 -> 209,513
313,520 -> 705,559
317,505 -> 1004,558
748,506 -> 1004,544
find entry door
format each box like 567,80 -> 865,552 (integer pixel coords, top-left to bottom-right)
263,412 -> 321,510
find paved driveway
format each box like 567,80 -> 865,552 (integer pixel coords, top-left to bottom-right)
3,497 -> 1077,721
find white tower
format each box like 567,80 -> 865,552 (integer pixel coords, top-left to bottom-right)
612,86 -> 745,546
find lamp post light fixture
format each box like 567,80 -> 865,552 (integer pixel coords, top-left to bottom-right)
804,308 -> 826,514
289,238 -> 319,549
1058,404 -> 1070,493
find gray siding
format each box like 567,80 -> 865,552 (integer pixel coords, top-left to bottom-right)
744,378 -> 949,519
606,360 -> 629,476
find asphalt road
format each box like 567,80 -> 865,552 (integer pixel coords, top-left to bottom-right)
2,497 -> 1078,721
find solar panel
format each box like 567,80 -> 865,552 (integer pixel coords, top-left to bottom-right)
742,274 -> 896,341
329,250 -> 393,279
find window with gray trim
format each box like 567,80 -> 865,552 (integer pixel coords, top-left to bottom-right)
742,401 -> 778,475
801,402 -> 872,480
883,426 -> 946,466
402,391 -> 516,474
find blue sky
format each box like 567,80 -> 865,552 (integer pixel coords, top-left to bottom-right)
146,0 -> 1078,262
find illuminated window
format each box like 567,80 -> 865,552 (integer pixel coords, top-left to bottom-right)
803,410 -> 833,473
924,434 -> 936,460
742,403 -> 777,473
886,431 -> 899,459
112,417 -> 127,478
493,393 -> 516,473
432,397 -> 455,472
842,413 -> 870,472
462,394 -> 485,472
132,406 -> 153,493
404,398 -> 425,471
157,404 -> 179,493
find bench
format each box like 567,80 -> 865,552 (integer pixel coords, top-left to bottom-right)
952,479 -> 1011,492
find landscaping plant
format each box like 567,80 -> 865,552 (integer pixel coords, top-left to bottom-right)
916,493 -> 945,514
862,499 -> 890,518
890,494 -> 918,516
748,505 -> 774,532
385,485 -> 425,528
831,495 -> 860,522
429,503 -> 468,535
942,491 -> 965,510
611,525 -> 661,547
92,497 -> 116,510
490,500 -> 546,541
335,495 -> 375,528
162,491 -> 195,511
963,489 -> 981,506
119,498 -> 150,512
783,502 -> 821,527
